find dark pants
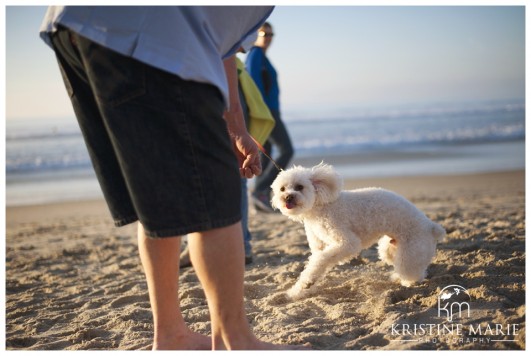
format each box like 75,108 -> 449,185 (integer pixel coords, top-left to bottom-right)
50,27 -> 241,237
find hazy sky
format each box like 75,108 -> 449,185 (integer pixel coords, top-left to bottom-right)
5,5 -> 525,121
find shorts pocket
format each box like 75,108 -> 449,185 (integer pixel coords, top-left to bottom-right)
80,37 -> 147,107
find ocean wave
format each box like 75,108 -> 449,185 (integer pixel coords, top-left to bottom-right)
284,100 -> 525,123
6,103 -> 525,175
288,108 -> 524,156
6,155 -> 93,174
5,130 -> 83,142
293,124 -> 524,152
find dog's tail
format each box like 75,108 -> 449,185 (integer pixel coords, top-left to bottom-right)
431,222 -> 446,243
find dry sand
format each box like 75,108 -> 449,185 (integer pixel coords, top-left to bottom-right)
5,170 -> 525,350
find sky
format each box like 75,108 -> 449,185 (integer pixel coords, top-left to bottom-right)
4,4 -> 526,121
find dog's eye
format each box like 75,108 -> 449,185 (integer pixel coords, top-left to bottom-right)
280,187 -> 285,192
295,185 -> 304,191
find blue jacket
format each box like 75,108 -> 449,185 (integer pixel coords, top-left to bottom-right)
245,46 -> 280,111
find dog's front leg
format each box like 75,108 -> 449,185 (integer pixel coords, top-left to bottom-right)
306,227 -> 326,253
287,237 -> 361,300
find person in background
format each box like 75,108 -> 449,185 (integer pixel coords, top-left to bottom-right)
39,6 -> 306,350
237,33 -> 276,263
246,22 -> 294,213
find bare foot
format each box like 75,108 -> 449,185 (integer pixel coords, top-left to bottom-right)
236,339 -> 312,350
257,340 -> 312,350
213,333 -> 312,350
152,329 -> 211,350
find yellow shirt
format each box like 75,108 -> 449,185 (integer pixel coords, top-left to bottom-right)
236,57 -> 275,145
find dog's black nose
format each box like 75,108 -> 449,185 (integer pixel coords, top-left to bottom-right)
286,194 -> 294,203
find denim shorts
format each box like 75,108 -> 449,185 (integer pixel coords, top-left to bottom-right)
51,27 -> 242,237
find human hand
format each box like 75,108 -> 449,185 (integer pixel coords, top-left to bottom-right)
232,131 -> 262,179
224,105 -> 262,178
222,55 -> 261,178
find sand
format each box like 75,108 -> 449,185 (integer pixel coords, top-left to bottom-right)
5,170 -> 525,350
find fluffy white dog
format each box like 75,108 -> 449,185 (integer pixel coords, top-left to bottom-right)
271,163 -> 446,300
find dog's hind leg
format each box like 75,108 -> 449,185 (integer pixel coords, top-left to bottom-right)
377,235 -> 397,266
287,236 -> 362,300
391,236 -> 436,286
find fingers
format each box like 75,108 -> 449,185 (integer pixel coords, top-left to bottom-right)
231,133 -> 262,178
240,153 -> 261,178
240,166 -> 259,179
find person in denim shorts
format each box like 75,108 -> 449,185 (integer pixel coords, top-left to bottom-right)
39,6 -> 305,351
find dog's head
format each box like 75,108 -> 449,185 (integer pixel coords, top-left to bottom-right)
271,163 -> 343,217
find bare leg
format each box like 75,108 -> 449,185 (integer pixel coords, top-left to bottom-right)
137,223 -> 211,350
188,222 -> 261,349
188,222 -> 305,350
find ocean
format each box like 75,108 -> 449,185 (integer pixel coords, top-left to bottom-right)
5,101 -> 525,206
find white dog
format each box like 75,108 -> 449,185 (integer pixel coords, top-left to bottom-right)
271,163 -> 446,300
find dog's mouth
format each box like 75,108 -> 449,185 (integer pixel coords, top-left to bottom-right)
285,201 -> 296,210
284,195 -> 297,210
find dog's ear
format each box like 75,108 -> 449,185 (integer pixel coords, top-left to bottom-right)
310,163 -> 343,205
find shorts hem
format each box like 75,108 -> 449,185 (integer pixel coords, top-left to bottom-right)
114,215 -> 139,227
143,214 -> 242,238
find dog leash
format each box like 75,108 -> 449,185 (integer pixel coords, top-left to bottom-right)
251,136 -> 283,172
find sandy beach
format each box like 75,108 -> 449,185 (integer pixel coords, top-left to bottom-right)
5,169 -> 525,350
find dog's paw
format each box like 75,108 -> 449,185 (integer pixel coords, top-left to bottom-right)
390,272 -> 415,287
286,287 -> 302,300
390,272 -> 407,285
286,285 -> 312,300
390,272 -> 401,283
400,279 -> 413,287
